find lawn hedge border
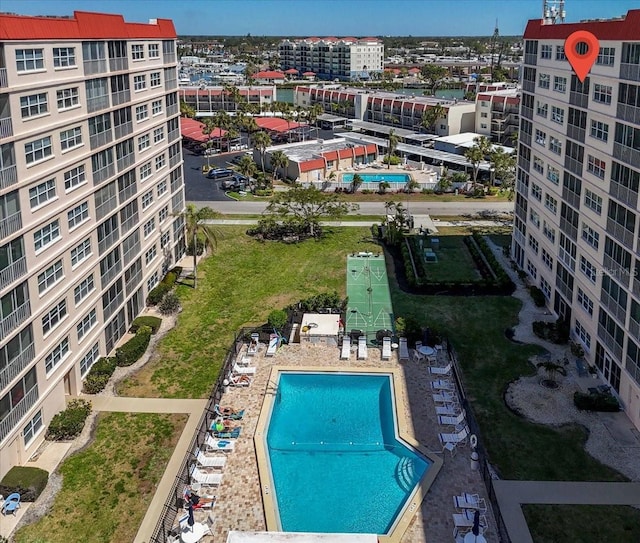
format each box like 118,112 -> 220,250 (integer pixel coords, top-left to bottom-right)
130,315 -> 162,334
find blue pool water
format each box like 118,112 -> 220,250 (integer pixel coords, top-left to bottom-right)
266,373 -> 430,534
342,173 -> 410,184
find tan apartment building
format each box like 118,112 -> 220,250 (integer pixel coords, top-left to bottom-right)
178,85 -> 276,116
512,10 -> 640,430
0,11 -> 186,478
474,89 -> 520,145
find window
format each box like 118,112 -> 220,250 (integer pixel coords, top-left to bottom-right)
533,156 -> 544,174
553,76 -> 566,93
543,221 -> 555,243
138,134 -> 150,152
142,190 -> 154,209
74,274 -> 95,305
155,154 -> 166,170
551,106 -> 564,124
157,179 -> 167,197
549,137 -> 562,155
545,194 -> 557,214
68,202 -> 89,229
80,343 -> 100,376
34,220 -> 60,252
57,87 -> 79,110
60,126 -> 83,151
540,45 -> 552,59
593,83 -> 612,104
597,47 -> 615,66
150,72 -> 161,87
16,48 -> 44,72
131,44 -> 145,60
577,288 -> 594,316
575,320 -> 591,350
160,230 -> 171,248
37,260 -> 63,293
584,189 -> 602,214
145,245 -> 157,264
77,308 -> 97,341
547,165 -> 560,184
149,44 -> 160,58
538,73 -> 550,89
555,45 -> 566,61
541,248 -> 553,270
143,218 -> 155,237
64,165 -> 86,191
536,101 -> 548,117
45,337 -> 69,374
153,127 -> 164,144
159,205 -> 169,223
25,136 -> 53,164
590,120 -> 609,142
580,255 -> 597,282
53,47 -> 76,68
140,162 -> 152,181
20,93 -> 48,118
481,112 -> 488,118
530,209 -> 540,228
527,260 -> 537,279
535,129 -> 546,146
135,105 -> 148,122
147,271 -> 159,292
152,99 -> 163,115
23,410 -> 43,446
558,233 -> 576,271
540,277 -> 551,299
71,238 -> 92,267
587,156 -> 606,179
134,74 -> 146,91
29,179 -> 56,209
531,183 -> 542,200
582,223 -> 600,249
42,299 -> 67,335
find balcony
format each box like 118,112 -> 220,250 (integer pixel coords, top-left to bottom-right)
100,263 -> 122,289
111,89 -> 131,107
0,342 -> 35,391
597,323 -> 624,361
109,56 -> 128,72
163,52 -> 177,64
0,117 -> 13,140
0,384 -> 39,443
601,290 -> 627,326
92,163 -> 115,186
0,256 -> 26,291
114,121 -> 133,140
83,58 -> 107,76
169,152 -> 181,168
87,95 -> 110,114
0,211 -> 22,239
103,291 -> 124,320
0,67 -> 7,88
168,128 -> 180,143
98,228 -> 119,255
166,103 -> 179,117
613,142 -> 640,170
116,153 -> 135,173
165,78 -> 178,91
0,300 -> 31,342
90,129 -> 113,151
606,218 -> 634,252
0,164 -> 17,190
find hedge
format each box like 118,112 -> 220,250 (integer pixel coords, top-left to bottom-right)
46,399 -> 92,441
0,466 -> 49,502
574,391 -> 621,412
529,286 -> 547,307
146,267 -> 182,306
115,329 -> 152,367
82,356 -> 117,394
130,315 -> 162,334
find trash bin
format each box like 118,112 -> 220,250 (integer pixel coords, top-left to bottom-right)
470,451 -> 479,471
223,379 -> 230,394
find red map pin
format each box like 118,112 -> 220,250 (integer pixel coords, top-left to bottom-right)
565,30 -> 600,82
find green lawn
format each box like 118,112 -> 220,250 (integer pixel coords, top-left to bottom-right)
417,235 -> 480,282
14,412 -> 186,543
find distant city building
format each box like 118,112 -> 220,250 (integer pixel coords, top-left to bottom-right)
279,37 -> 384,81
512,9 -> 640,431
474,89 -> 520,145
0,11 -> 185,478
178,86 -> 276,116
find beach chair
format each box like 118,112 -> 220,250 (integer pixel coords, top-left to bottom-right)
431,379 -> 454,391
227,373 -> 252,386
438,410 -> 466,427
432,390 -> 457,404
266,334 -> 278,357
233,363 -> 256,375
204,435 -> 235,452
214,404 -> 244,420
190,465 -> 223,486
340,338 -> 351,360
381,337 -> 392,360
454,493 -> 487,513
1,493 -> 20,516
453,509 -> 487,531
429,362 -> 452,376
194,447 -> 226,469
438,425 -> 469,446
247,333 -> 259,356
398,337 -> 410,362
357,336 -> 368,360
212,426 -> 241,439
435,402 -> 461,416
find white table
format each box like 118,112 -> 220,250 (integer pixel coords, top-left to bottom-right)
418,345 -> 436,357
464,533 -> 487,543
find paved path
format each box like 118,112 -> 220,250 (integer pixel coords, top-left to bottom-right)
204,217 -> 508,229
68,395 -> 208,543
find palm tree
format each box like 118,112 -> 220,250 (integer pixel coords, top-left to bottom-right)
307,103 -> 324,139
253,130 -> 272,174
201,118 -> 216,168
180,100 -> 196,118
421,104 -> 446,134
178,204 -> 219,289
350,173 -> 363,194
378,181 -> 390,194
387,128 -> 399,169
225,127 -> 240,153
464,136 -> 492,184
270,150 -> 290,185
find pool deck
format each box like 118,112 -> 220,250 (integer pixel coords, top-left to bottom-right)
195,341 -> 494,543
338,164 -> 439,187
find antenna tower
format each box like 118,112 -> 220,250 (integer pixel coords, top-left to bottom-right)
542,0 -> 566,25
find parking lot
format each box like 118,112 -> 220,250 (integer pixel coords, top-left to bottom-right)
182,147 -> 247,202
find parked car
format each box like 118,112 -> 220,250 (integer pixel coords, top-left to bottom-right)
222,174 -> 249,190
207,168 -> 234,179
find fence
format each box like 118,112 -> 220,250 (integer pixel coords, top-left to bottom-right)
445,339 -> 512,543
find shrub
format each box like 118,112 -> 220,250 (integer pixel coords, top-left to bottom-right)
288,291 -> 345,313
159,291 -> 181,315
115,329 -> 152,367
147,283 -> 170,306
83,374 -> 111,394
574,391 -> 621,412
0,466 -> 49,502
46,399 -> 91,441
395,317 -> 406,337
268,309 -> 288,330
532,318 -> 570,344
130,315 -> 162,334
529,286 -> 546,307
89,356 -> 117,377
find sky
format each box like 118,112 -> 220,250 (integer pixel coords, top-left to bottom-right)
1,0 -> 638,37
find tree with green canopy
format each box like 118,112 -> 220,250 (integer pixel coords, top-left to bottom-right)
176,204 -> 219,289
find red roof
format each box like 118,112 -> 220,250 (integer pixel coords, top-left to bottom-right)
255,117 -> 303,133
180,117 -> 226,142
523,10 -> 640,40
0,10 -> 176,40
302,72 -> 316,76
254,70 -> 286,80
300,158 -> 326,173
285,68 -> 299,74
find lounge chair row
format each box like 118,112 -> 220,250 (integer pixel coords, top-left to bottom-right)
340,336 -> 370,360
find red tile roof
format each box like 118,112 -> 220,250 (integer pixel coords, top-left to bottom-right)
180,117 -> 226,142
524,10 -> 640,40
254,70 -> 286,80
300,158 -> 326,173
302,72 -> 316,76
285,68 -> 299,74
255,117 -> 303,133
0,10 -> 176,40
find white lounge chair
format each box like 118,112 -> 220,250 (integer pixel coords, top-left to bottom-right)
190,465 -> 223,486
438,410 -> 466,427
381,337 -> 392,360
454,493 -> 487,513
194,447 -> 226,469
435,403 -> 461,416
357,336 -> 368,360
429,362 -> 452,375
431,379 -> 454,391
453,509 -> 487,530
233,363 -> 256,375
438,426 -> 469,446
398,337 -> 410,362
432,391 -> 457,404
266,334 -> 278,357
340,338 -> 351,360
178,512 -> 215,543
204,435 -> 235,452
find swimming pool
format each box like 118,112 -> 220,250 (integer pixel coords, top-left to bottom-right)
259,371 -> 433,537
342,173 -> 410,184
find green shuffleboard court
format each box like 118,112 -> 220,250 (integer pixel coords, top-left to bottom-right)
346,253 -> 394,340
